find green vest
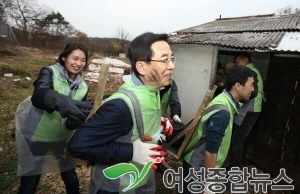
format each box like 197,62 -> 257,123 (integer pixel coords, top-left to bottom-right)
247,63 -> 263,112
31,65 -> 88,142
90,78 -> 161,193
184,91 -> 238,168
109,81 -> 161,142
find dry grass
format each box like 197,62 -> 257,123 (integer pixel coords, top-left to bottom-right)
0,41 -> 125,194
0,42 -> 57,193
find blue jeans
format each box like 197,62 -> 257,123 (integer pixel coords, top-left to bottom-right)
18,168 -> 79,194
228,112 -> 260,168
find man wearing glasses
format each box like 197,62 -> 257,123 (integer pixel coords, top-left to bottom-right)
68,32 -> 175,194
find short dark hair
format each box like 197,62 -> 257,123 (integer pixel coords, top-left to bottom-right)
128,32 -> 169,75
58,43 -> 89,69
234,51 -> 251,63
224,65 -> 256,91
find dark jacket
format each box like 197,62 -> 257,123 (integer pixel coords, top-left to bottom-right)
160,79 -> 181,118
31,66 -> 88,111
67,99 -> 134,164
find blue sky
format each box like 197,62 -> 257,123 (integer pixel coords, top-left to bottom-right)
37,0 -> 300,39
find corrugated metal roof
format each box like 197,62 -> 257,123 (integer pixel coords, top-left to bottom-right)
176,13 -> 300,33
270,32 -> 300,52
170,32 -> 285,49
170,13 -> 300,52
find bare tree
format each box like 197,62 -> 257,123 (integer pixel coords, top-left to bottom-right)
68,30 -> 90,45
114,27 -> 132,53
7,0 -> 48,43
106,41 -> 122,55
277,6 -> 300,14
0,0 -> 13,23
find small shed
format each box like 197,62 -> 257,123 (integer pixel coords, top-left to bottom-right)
169,13 -> 300,192
0,22 -> 17,41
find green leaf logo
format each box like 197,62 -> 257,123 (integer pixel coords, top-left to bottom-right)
103,161 -> 153,192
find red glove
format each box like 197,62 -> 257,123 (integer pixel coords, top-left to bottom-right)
143,135 -> 166,170
150,155 -> 165,170
132,136 -> 165,167
161,117 -> 173,136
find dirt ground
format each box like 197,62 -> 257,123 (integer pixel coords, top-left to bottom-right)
34,155 -> 181,194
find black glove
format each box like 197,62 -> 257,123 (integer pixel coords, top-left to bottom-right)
66,100 -> 93,130
84,99 -> 94,107
66,114 -> 85,130
43,90 -> 92,120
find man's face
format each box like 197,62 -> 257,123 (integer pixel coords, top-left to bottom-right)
239,76 -> 255,101
144,41 -> 175,88
235,56 -> 249,67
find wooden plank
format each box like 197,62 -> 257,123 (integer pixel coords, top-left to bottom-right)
163,85 -> 217,159
86,63 -> 110,121
162,120 -> 196,149
163,89 -> 212,149
166,149 -> 180,160
176,87 -> 215,157
67,63 -> 110,167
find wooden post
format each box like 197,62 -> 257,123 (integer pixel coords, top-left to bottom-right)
86,63 -> 110,121
176,85 -> 216,158
67,63 -> 110,167
163,85 -> 218,160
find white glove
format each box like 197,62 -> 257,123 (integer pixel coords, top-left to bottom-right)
132,137 -> 165,166
172,114 -> 181,122
161,117 -> 173,136
152,125 -> 166,143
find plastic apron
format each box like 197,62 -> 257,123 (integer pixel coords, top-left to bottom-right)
15,64 -> 88,176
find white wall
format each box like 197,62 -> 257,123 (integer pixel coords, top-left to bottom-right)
171,44 -> 216,124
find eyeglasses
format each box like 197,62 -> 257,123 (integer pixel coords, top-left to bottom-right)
145,57 -> 176,65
